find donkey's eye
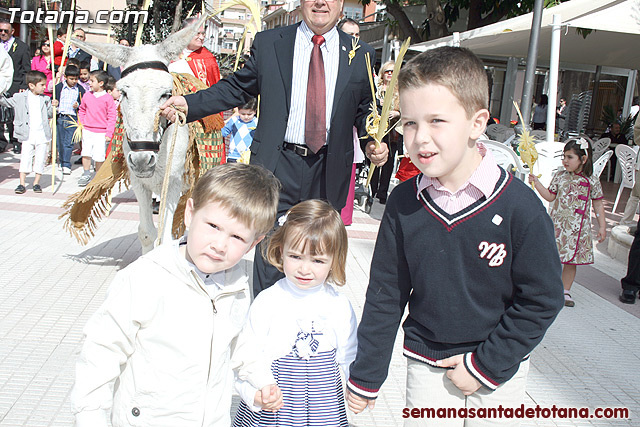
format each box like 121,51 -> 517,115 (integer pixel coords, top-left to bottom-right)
120,89 -> 127,98
160,91 -> 171,100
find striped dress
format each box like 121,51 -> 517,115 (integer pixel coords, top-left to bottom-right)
231,278 -> 356,427
233,349 -> 348,427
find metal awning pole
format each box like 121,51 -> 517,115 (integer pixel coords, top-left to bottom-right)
622,69 -> 637,119
586,66 -> 602,135
546,15 -> 561,143
520,0 -> 544,128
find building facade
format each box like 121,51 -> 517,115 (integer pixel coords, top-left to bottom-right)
262,0 -> 369,32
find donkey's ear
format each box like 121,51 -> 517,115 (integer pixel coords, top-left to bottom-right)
70,39 -> 130,67
157,14 -> 209,62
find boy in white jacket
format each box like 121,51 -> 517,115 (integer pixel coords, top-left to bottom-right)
71,163 -> 283,426
0,71 -> 55,193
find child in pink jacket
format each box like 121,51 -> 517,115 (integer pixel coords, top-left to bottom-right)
77,70 -> 117,187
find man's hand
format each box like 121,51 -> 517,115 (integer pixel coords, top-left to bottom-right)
159,96 -> 188,123
51,99 -> 59,107
366,141 -> 389,167
437,354 -> 481,396
254,384 -> 284,412
346,389 -> 375,414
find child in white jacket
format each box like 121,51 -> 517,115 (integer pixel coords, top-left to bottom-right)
71,163 -> 282,427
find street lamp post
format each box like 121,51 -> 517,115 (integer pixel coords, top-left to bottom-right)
20,0 -> 29,44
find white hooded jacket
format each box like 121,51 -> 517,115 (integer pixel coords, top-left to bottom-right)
71,238 -> 251,426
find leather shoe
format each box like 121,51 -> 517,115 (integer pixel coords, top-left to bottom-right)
619,289 -> 638,304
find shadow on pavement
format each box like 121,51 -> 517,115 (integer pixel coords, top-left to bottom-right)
64,233 -> 141,269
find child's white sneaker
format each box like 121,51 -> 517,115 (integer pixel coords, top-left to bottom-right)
62,167 -> 71,175
78,173 -> 92,187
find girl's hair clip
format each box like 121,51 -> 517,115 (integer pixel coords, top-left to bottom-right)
277,213 -> 288,227
578,137 -> 589,151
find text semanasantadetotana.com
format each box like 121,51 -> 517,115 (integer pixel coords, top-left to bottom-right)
403,405 -> 630,420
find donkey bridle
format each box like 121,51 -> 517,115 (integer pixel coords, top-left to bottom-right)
121,61 -> 171,152
120,61 -> 168,79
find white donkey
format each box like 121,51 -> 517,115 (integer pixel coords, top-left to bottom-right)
71,19 -> 205,253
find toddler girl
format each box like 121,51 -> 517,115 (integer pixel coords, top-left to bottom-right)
530,138 -> 606,307
232,199 -> 357,427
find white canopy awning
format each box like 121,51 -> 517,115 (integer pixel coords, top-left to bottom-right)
410,0 -> 640,70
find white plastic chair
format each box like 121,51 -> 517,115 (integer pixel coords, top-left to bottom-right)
482,139 -> 528,180
500,128 -> 516,144
591,137 -> 612,179
592,137 -> 611,160
592,150 -> 613,179
611,145 -> 638,212
529,130 -> 547,141
485,124 -> 508,141
485,124 -> 515,143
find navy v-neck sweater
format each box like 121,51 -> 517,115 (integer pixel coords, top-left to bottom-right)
348,169 -> 563,397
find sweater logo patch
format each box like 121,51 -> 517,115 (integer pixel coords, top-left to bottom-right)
478,241 -> 507,267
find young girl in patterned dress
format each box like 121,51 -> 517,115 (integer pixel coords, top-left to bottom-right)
529,138 -> 607,307
232,199 -> 357,427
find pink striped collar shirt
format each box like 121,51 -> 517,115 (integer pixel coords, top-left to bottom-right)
415,142 -> 501,214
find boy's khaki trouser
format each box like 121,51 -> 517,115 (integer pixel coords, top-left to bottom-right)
404,358 -> 529,427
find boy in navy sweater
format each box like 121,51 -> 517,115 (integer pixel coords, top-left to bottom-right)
346,47 -> 563,425
54,65 -> 85,174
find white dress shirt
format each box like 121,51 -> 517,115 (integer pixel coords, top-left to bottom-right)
284,22 -> 339,146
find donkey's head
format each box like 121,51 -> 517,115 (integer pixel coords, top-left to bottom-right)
71,17 -> 206,178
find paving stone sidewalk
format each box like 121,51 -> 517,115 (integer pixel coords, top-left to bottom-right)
1,152 -> 638,426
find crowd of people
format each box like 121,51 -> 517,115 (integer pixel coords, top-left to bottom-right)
1,17 -> 233,191
0,19 -> 123,190
2,6 -> 640,427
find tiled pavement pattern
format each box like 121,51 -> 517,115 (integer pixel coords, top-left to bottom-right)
1,150 -> 639,426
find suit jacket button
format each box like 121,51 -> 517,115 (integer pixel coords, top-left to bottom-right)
132,407 -> 140,417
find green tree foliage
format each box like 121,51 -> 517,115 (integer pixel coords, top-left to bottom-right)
111,0 -> 201,45
443,0 -> 569,30
358,0 -> 420,42
443,0 -> 535,30
360,0 -> 568,42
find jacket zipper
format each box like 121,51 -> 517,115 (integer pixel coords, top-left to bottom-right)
188,270 -> 246,426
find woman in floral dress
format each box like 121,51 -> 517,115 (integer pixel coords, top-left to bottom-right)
530,138 -> 607,307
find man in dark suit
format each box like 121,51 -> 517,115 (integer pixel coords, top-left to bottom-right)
161,1 -> 388,295
69,29 -> 92,64
0,19 -> 30,153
